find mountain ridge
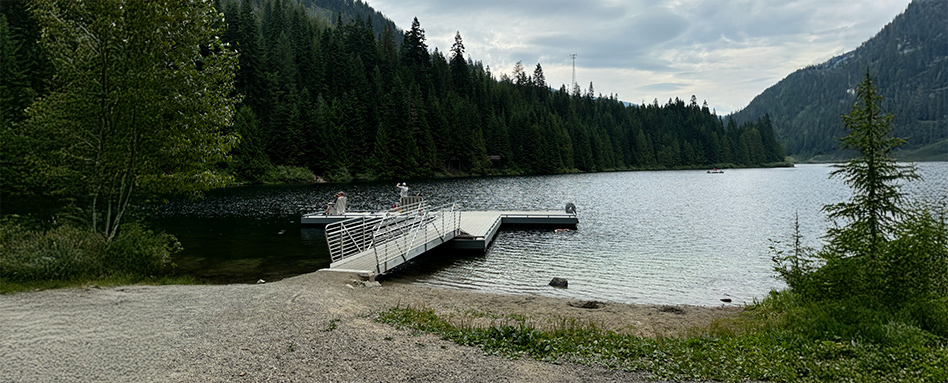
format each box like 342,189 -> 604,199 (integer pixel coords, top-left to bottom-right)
730,0 -> 947,161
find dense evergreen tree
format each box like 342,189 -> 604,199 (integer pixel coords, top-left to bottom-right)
0,1 -> 50,128
824,73 -> 919,257
3,0 -> 787,188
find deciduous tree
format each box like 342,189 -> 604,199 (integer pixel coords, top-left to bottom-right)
21,0 -> 239,241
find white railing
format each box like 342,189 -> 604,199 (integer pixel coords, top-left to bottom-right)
325,201 -> 460,273
325,215 -> 385,263
373,202 -> 459,273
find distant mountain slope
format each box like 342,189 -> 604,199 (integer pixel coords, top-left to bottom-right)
237,0 -> 400,37
731,0 -> 947,160
299,0 -> 400,36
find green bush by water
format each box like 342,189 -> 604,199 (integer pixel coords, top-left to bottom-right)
1,218 -> 182,291
0,222 -> 108,282
771,202 -> 948,341
265,165 -> 317,184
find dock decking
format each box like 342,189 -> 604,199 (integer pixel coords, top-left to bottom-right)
450,211 -> 577,250
323,208 -> 577,274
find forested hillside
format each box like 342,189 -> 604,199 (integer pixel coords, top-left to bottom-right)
1,0 -> 786,188
731,0 -> 947,160
215,0 -> 786,182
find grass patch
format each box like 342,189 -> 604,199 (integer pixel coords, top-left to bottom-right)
377,303 -> 948,382
324,318 -> 341,332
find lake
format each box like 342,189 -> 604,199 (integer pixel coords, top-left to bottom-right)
149,162 -> 948,306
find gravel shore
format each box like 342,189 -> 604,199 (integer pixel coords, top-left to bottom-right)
1,271 -> 739,382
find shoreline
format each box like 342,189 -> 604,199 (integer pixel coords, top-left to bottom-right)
0,270 -> 740,382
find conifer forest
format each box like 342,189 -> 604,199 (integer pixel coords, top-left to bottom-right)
1,0 -> 787,187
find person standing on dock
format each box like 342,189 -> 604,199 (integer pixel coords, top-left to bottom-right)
325,192 -> 347,215
396,182 -> 409,198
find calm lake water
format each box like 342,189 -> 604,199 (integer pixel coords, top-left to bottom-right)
149,162 -> 948,306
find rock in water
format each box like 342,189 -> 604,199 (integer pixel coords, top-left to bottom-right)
549,277 -> 568,288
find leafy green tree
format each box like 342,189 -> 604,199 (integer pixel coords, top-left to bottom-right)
824,73 -> 918,257
19,0 -> 239,241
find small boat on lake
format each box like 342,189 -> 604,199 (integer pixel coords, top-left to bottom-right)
707,168 -> 724,174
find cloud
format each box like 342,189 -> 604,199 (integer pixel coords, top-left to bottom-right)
363,0 -> 911,114
639,83 -> 689,92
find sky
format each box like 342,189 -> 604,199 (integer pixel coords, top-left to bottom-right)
362,0 -> 912,115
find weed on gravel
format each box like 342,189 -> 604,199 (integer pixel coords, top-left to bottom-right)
377,305 -> 948,382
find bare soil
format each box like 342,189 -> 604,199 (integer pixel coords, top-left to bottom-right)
0,270 -> 740,382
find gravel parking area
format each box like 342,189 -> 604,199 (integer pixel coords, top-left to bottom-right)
1,271 -> 738,382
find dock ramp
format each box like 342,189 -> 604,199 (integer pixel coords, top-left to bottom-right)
325,202 -> 460,274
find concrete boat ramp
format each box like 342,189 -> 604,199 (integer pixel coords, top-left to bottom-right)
302,202 -> 577,275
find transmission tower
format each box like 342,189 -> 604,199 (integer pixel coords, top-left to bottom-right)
570,54 -> 577,92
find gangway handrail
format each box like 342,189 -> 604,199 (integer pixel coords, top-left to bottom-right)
325,201 -> 460,273
325,215 -> 384,263
372,201 -> 459,273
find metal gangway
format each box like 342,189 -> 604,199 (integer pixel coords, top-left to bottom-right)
325,201 -> 460,274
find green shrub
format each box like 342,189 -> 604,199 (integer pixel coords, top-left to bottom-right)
326,167 -> 353,183
105,223 -> 181,276
881,206 -> 948,305
265,165 -> 317,184
771,202 -> 948,342
0,221 -> 107,282
1,219 -> 180,284
899,298 -> 948,339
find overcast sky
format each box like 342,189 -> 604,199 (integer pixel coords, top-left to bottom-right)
362,0 -> 911,115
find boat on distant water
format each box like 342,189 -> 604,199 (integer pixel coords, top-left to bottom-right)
707,168 -> 724,174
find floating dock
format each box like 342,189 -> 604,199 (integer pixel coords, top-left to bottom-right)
449,211 -> 577,250
314,203 -> 577,275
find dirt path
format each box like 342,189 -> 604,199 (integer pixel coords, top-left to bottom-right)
0,271 -> 739,382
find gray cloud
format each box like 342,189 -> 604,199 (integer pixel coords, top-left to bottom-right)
639,83 -> 689,92
364,0 -> 911,114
